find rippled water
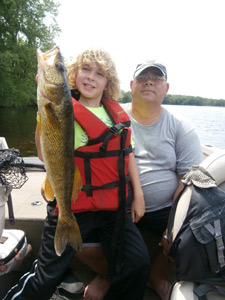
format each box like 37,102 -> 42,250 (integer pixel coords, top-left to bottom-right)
164,105 -> 225,149
0,105 -> 224,156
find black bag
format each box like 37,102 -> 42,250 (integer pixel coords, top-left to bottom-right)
167,183 -> 225,299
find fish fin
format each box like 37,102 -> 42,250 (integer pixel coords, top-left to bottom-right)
37,112 -> 42,135
54,214 -> 83,256
44,177 -> 54,200
44,102 -> 60,127
71,165 -> 83,202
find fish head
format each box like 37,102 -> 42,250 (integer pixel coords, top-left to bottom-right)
37,46 -> 68,105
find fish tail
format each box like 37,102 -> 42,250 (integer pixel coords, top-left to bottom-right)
54,215 -> 83,256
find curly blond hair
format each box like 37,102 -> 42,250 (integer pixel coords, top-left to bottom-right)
67,49 -> 121,100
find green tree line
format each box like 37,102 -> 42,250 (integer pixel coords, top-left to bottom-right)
0,0 -> 60,107
118,90 -> 225,107
1,1 -> 224,108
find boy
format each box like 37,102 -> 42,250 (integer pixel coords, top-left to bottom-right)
3,49 -> 149,300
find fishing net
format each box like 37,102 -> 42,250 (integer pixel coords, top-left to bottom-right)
0,149 -> 28,189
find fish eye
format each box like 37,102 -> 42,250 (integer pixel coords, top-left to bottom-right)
56,62 -> 65,72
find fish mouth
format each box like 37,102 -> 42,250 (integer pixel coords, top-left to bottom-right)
37,46 -> 60,61
37,46 -> 63,70
37,46 -> 66,94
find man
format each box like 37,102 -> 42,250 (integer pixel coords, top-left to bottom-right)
121,60 -> 204,300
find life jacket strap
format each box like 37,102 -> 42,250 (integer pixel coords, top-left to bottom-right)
75,146 -> 132,198
75,146 -> 132,159
108,128 -> 128,280
101,122 -> 130,151
86,121 -> 130,148
81,177 -> 129,195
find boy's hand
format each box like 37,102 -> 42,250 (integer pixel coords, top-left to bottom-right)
131,192 -> 145,223
40,180 -> 53,203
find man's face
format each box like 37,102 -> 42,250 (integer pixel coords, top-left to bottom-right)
130,68 -> 169,105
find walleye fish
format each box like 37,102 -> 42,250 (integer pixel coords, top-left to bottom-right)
36,46 -> 82,256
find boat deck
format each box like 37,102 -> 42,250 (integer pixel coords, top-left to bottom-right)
2,158 -> 169,300
1,143 -> 223,299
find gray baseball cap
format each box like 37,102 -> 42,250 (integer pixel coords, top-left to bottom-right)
133,60 -> 167,79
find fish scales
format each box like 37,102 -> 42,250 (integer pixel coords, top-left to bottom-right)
37,46 -> 82,256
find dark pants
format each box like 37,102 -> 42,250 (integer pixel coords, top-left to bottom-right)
137,206 -> 171,236
3,200 -> 150,300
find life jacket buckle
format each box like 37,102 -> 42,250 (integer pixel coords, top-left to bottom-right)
110,123 -> 124,134
110,125 -> 118,134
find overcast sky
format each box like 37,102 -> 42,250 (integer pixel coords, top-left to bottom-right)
55,0 -> 225,100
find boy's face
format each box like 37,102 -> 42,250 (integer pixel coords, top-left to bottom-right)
76,62 -> 108,100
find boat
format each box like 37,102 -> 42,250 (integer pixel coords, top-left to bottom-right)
0,137 -> 224,300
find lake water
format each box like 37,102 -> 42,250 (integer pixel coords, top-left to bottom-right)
0,105 -> 224,157
164,105 -> 225,149
0,107 -> 38,156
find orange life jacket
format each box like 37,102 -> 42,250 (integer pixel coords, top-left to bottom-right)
71,97 -> 132,213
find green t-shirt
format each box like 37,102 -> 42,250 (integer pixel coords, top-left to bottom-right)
74,106 -> 114,149
74,105 -> 134,150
